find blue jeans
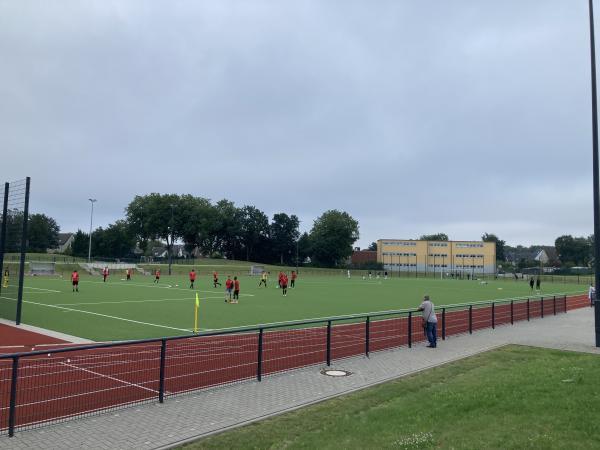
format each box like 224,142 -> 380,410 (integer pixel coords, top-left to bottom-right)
426,322 -> 437,347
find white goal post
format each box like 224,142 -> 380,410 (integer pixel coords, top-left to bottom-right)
249,265 -> 265,276
29,262 -> 56,276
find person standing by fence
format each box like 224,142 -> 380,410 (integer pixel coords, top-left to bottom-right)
418,295 -> 437,348
589,283 -> 596,307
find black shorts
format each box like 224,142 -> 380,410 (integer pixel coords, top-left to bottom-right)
281,284 -> 288,289
234,290 -> 239,296
72,281 -> 79,286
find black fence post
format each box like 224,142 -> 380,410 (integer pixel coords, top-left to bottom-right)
469,305 -> 473,334
158,339 -> 166,403
257,328 -> 264,381
492,302 -> 495,329
510,300 -> 514,325
365,316 -> 370,357
527,298 -> 530,321
326,320 -> 332,366
553,296 -> 556,315
442,308 -> 446,340
16,177 -> 30,325
408,312 -> 412,348
541,297 -> 544,318
8,356 -> 19,437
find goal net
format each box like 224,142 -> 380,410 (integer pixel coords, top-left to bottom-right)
30,262 -> 56,276
249,265 -> 265,276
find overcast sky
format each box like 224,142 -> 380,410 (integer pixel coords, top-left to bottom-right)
0,0 -> 596,248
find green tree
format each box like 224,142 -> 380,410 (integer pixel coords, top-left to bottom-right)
92,221 -> 136,258
270,213 -> 300,264
309,210 -> 359,267
70,230 -> 89,257
125,193 -> 182,274
27,213 -> 60,253
367,242 -> 377,251
482,233 -> 506,261
555,235 -> 592,266
239,206 -> 270,261
419,233 -> 448,241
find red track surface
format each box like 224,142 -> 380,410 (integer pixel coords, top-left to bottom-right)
0,294 -> 590,434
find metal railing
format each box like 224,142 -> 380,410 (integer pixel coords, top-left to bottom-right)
0,293 -> 583,437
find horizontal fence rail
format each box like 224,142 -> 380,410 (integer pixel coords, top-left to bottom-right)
0,293 -> 590,437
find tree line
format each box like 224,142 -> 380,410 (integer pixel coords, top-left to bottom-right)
65,194 -> 360,268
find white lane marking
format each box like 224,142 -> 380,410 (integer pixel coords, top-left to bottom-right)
23,300 -> 193,333
23,287 -> 62,293
60,361 -> 158,394
53,294 -> 254,307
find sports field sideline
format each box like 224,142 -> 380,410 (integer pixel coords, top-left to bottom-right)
4,271 -> 585,342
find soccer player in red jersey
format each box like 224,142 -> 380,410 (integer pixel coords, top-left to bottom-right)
154,269 -> 161,283
126,268 -> 132,281
102,266 -> 109,282
232,276 -> 240,303
290,271 -> 297,288
281,273 -> 288,296
71,270 -> 80,292
213,271 -> 222,288
189,269 -> 197,289
224,275 -> 234,303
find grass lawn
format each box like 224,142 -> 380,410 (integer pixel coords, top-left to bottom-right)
2,270 -> 584,341
178,345 -> 600,449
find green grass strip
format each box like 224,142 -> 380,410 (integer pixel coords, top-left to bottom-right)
178,345 -> 600,450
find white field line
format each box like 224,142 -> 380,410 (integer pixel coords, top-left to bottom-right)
23,286 -> 62,293
59,361 -> 159,394
22,300 -> 194,334
53,294 -> 254,307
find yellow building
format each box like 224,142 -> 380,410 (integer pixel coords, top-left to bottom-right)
376,239 -> 496,276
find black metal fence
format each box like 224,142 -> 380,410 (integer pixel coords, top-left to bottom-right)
0,177 -> 30,324
0,293 -> 581,438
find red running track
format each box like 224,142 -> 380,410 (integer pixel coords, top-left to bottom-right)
0,294 -> 589,434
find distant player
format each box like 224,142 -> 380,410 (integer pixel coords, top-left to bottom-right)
529,276 -> 534,292
278,271 -> 284,289
189,269 -> 196,289
368,271 -> 372,280
126,268 -> 132,281
589,283 -> 596,306
535,277 -> 541,291
154,269 -> 161,283
281,273 -> 288,296
213,271 -> 222,288
290,270 -> 297,288
232,276 -> 240,303
258,271 -> 268,288
347,269 -> 351,279
71,270 -> 79,292
384,271 -> 388,280
2,269 -> 9,288
102,266 -> 109,282
224,275 -> 234,302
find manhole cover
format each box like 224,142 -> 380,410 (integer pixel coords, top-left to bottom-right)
321,369 -> 352,377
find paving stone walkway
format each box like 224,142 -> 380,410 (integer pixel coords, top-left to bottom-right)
2,307 -> 598,450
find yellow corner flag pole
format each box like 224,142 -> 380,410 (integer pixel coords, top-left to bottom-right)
194,292 -> 200,333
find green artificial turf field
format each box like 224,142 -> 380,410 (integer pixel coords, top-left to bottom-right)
5,268 -> 585,342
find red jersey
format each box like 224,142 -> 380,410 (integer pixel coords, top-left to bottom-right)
291,272 -> 297,280
281,275 -> 288,286
234,280 -> 240,291
155,270 -> 160,278
71,272 -> 79,282
189,271 -> 196,281
213,272 -> 218,280
225,279 -> 234,289
102,268 -> 109,276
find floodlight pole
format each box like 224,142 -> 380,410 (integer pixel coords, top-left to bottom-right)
87,199 -> 97,263
589,0 -> 600,347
